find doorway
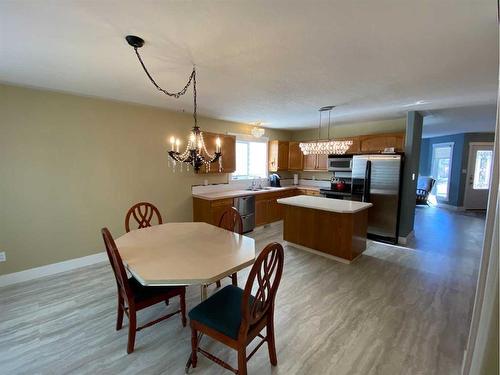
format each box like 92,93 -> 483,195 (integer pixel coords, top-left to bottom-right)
431,142 -> 454,202
464,142 -> 494,209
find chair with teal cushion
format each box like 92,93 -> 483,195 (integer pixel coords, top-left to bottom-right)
188,242 -> 284,375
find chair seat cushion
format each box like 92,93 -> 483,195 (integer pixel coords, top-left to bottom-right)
129,277 -> 184,303
188,285 -> 253,339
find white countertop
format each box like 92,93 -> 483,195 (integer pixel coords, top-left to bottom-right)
277,195 -> 372,214
192,185 -> 320,200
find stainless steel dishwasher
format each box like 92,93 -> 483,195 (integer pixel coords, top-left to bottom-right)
233,195 -> 255,233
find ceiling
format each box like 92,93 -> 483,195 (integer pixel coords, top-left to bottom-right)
0,1 -> 498,135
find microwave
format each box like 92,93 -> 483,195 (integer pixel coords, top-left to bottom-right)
327,155 -> 353,172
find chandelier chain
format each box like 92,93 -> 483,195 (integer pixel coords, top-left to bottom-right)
132,47 -> 198,126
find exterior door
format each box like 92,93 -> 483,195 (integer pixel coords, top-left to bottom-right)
464,143 -> 494,209
431,142 -> 454,202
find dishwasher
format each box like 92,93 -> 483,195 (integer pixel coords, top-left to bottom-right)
233,195 -> 255,233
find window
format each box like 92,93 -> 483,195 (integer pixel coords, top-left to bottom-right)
431,142 -> 454,200
232,137 -> 268,180
473,150 -> 493,190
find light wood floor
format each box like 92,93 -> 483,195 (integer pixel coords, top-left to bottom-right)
0,208 -> 485,374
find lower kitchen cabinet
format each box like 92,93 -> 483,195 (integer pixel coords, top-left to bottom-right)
193,189 -> 308,229
193,197 -> 233,225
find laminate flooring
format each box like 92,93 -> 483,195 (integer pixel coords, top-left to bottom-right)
0,207 -> 485,374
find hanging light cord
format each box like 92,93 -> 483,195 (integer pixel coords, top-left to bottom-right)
132,47 -> 198,127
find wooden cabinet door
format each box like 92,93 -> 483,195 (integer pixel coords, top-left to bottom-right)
221,134 -> 236,173
255,199 -> 268,226
303,154 -> 317,171
288,141 -> 304,170
210,199 -> 233,225
268,198 -> 282,222
316,154 -> 328,171
278,141 -> 289,170
359,133 -> 405,153
198,132 -> 236,174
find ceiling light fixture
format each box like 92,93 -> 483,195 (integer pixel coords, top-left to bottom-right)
299,106 -> 353,155
251,122 -> 265,138
125,35 -> 222,172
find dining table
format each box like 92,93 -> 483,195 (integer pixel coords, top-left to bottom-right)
115,221 -> 255,372
114,221 -> 256,300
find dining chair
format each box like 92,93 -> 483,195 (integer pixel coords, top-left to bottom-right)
101,227 -> 187,354
125,202 -> 163,233
189,242 -> 285,375
215,207 -> 244,288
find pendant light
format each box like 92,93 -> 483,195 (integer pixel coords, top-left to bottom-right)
125,35 -> 222,172
299,106 -> 353,155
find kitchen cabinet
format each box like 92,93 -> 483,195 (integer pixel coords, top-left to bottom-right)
269,141 -> 289,172
288,142 -> 304,170
359,132 -> 405,153
303,154 -> 328,171
193,197 -> 233,225
198,132 -> 236,174
255,190 -> 297,226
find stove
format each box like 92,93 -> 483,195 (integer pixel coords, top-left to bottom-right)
319,188 -> 352,200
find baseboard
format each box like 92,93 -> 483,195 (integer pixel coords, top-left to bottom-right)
398,230 -> 415,245
0,252 -> 107,288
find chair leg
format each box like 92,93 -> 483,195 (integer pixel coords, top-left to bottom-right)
216,280 -> 222,288
238,347 -> 247,375
116,295 -> 124,331
231,273 -> 238,286
191,328 -> 198,368
127,309 -> 137,354
180,291 -> 187,327
267,315 -> 278,366
165,299 -> 169,306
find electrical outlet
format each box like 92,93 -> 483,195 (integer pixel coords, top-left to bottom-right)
0,252 -> 6,262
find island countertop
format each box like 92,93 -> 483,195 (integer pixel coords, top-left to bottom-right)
277,195 -> 372,214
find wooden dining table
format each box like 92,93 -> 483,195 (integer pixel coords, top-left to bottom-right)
115,222 -> 256,300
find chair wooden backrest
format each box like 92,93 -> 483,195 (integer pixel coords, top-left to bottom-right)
102,228 -> 133,306
218,207 -> 243,235
125,202 -> 163,233
239,242 -> 284,336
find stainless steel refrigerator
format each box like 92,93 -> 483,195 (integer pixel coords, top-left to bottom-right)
351,154 -> 404,244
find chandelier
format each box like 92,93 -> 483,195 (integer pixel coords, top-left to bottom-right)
125,35 -> 222,172
299,106 -> 353,155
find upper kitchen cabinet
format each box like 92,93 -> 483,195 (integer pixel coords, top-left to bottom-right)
198,132 -> 236,173
269,140 -> 289,171
303,154 -> 327,171
359,132 -> 405,153
288,141 -> 304,170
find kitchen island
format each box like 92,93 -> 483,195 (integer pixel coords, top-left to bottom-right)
277,195 -> 372,263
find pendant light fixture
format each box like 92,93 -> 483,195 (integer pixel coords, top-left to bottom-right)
299,106 -> 353,155
125,35 -> 222,172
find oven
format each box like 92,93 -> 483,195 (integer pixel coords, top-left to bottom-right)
327,155 -> 353,172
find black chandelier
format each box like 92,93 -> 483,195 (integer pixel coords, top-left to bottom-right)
125,35 -> 222,172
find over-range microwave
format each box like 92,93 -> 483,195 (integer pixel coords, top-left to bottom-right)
327,155 -> 353,172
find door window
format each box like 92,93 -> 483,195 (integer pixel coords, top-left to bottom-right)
473,150 -> 493,190
431,143 -> 454,201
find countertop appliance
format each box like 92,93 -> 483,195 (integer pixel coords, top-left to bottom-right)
233,195 -> 255,233
351,154 -> 404,244
327,154 -> 353,172
269,173 -> 281,187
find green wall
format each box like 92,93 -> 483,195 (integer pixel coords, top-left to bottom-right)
0,84 -> 291,275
